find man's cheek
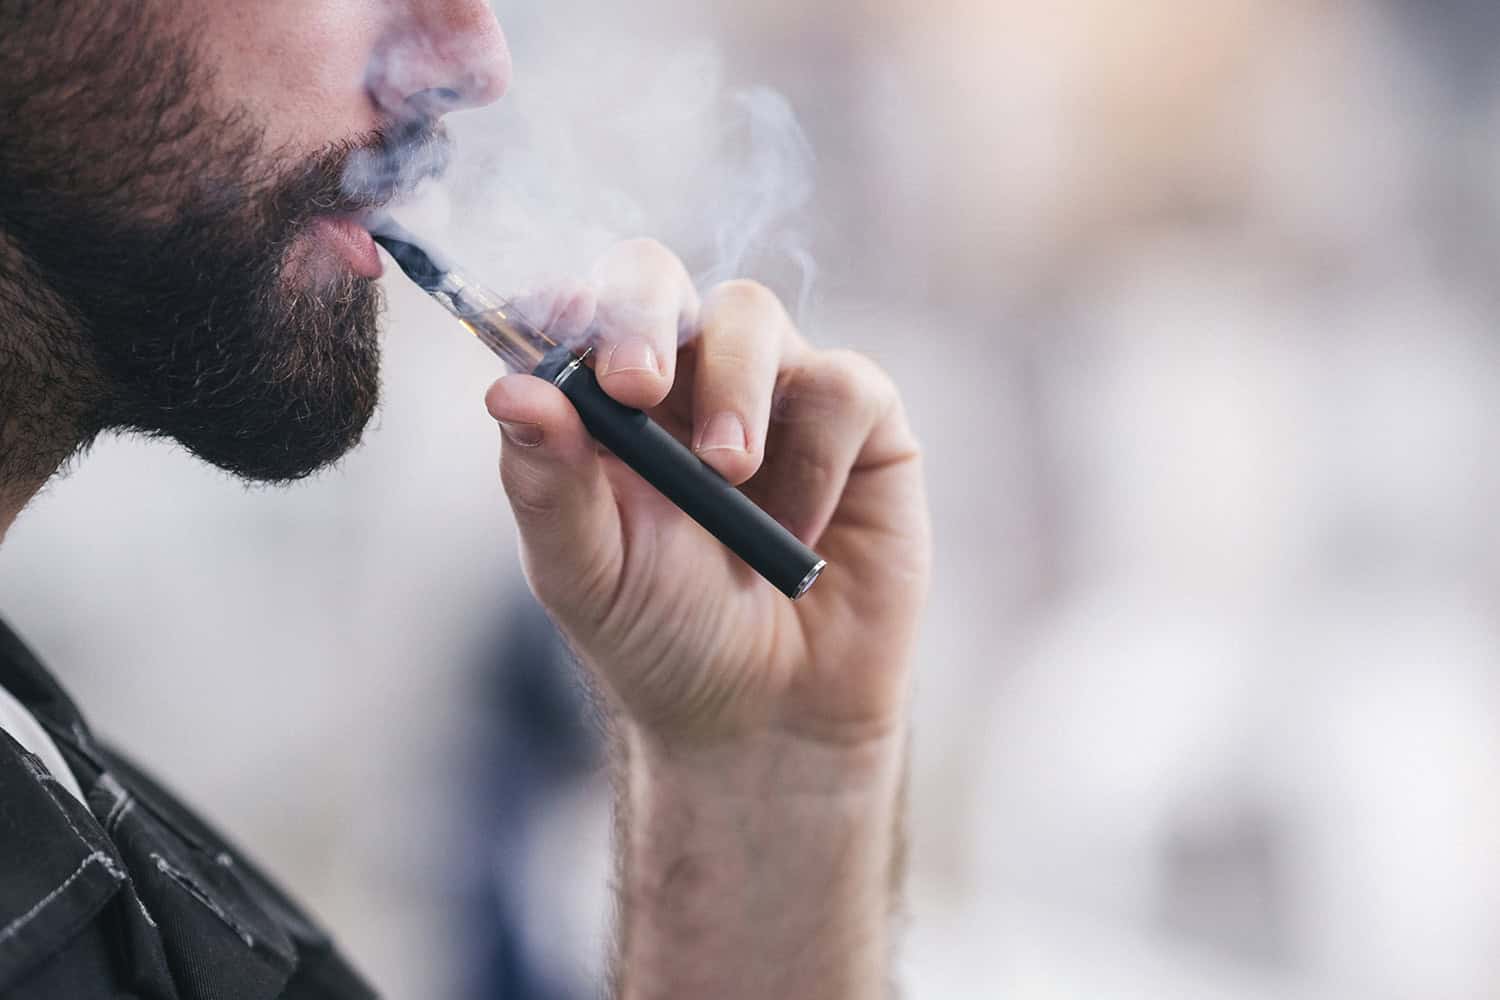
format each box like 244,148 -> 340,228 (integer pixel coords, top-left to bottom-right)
197,3 -> 385,155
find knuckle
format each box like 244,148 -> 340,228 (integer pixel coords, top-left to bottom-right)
816,348 -> 896,408
704,278 -> 785,322
502,473 -> 557,524
701,340 -> 758,375
500,458 -> 567,524
610,237 -> 681,275
523,545 -> 618,630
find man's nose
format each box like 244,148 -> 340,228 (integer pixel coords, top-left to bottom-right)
368,1 -> 512,118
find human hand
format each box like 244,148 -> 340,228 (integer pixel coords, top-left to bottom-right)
484,238 -> 930,752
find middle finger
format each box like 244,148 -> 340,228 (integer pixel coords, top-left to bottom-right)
588,238 -> 700,410
685,278 -> 804,486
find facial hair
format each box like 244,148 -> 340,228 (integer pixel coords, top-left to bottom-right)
0,3 -> 403,484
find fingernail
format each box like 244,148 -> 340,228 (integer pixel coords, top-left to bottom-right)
695,412 -> 747,453
499,421 -> 544,448
601,337 -> 661,377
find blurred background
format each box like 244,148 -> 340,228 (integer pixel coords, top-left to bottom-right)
6,0 -> 1500,996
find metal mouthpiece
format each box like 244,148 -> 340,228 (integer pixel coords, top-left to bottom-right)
371,224 -> 557,373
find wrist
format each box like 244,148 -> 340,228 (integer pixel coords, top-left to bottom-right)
621,719 -> 906,803
573,631 -> 912,756
614,721 -> 908,999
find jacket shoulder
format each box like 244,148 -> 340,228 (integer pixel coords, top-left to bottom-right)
0,732 -> 124,992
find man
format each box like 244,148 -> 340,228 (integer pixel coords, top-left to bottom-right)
0,2 -> 929,998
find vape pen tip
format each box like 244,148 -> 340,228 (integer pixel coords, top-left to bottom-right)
371,230 -> 446,292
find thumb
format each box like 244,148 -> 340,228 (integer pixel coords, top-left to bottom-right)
484,373 -> 624,611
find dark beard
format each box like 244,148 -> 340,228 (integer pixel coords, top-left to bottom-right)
0,3 -> 393,484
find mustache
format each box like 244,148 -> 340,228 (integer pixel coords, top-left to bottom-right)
275,119 -> 451,225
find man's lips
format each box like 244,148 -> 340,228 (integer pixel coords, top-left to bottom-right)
312,216 -> 383,279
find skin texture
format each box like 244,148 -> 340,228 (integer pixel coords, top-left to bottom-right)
0,1 -> 930,996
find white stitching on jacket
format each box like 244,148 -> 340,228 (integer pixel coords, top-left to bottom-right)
0,852 -> 111,944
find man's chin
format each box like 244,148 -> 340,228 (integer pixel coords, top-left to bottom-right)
96,273 -> 387,485
170,382 -> 381,484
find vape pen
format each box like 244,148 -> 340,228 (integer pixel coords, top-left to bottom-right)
373,226 -> 826,600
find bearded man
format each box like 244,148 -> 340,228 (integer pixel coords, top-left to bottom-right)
0,3 -> 930,998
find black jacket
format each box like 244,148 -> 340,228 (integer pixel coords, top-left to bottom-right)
0,621 -> 376,999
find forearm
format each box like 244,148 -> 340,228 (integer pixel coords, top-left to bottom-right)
611,721 -> 908,1000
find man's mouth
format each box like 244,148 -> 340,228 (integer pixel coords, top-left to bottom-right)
296,121 -> 451,282
311,215 -> 383,279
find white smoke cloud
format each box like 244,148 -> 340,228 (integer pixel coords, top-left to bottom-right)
370,26 -> 819,325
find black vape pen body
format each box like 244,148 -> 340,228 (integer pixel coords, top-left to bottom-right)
532,345 -> 826,599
